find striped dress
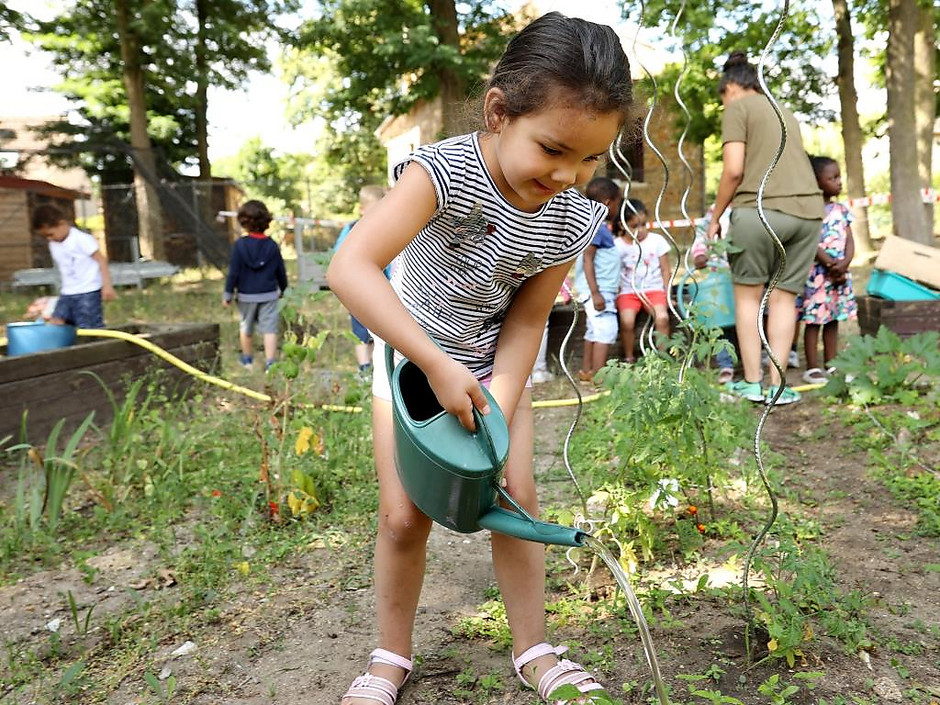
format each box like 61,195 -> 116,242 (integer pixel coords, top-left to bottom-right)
390,132 -> 605,378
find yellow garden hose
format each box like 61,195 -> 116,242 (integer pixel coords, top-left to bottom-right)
77,328 -> 273,403
64,329 -> 823,412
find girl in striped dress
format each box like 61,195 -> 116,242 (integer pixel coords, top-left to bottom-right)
329,12 -> 633,705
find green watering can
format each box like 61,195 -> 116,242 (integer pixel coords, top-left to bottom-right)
386,344 -> 586,547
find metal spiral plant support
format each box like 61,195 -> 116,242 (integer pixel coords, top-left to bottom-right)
557,281 -> 589,518
741,0 -> 790,659
621,0 -> 658,357
669,0 -> 701,383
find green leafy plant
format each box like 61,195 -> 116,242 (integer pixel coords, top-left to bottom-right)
823,329 -> 940,404
569,355 -> 755,563
748,522 -> 871,666
66,590 -> 95,638
144,671 -> 177,704
8,413 -> 96,533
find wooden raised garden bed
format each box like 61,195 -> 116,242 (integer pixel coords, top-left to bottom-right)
0,322 -> 220,443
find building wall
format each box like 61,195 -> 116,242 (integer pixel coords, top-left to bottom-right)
0,188 -> 76,283
0,116 -> 98,223
376,96 -> 707,242
617,104 -> 707,247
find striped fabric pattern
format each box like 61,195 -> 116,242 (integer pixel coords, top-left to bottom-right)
391,132 -> 605,377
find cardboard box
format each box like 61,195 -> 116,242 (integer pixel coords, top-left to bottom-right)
874,236 -> 940,291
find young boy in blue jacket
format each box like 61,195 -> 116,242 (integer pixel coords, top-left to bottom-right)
223,200 -> 288,371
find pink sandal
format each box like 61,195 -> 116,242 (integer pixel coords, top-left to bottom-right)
341,648 -> 412,705
513,642 -> 607,703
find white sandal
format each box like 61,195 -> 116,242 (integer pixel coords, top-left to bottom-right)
802,367 -> 828,385
341,648 -> 412,705
513,642 -> 607,703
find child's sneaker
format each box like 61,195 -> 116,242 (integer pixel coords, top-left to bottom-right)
531,369 -> 554,384
239,354 -> 253,370
725,379 -> 764,402
765,385 -> 801,405
265,358 -> 276,373
788,349 -> 800,368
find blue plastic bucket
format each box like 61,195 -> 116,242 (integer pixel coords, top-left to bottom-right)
5,322 -> 77,356
676,269 -> 736,329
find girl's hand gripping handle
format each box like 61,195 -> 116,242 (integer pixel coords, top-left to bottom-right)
425,354 -> 491,432
385,343 -> 490,432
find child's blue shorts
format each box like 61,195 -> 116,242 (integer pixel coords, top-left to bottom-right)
52,290 -> 104,328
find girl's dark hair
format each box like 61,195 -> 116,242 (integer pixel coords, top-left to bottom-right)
485,12 -> 633,125
808,154 -> 837,179
31,203 -> 68,230
625,198 -> 647,217
585,176 -> 621,203
719,51 -> 762,95
237,200 -> 272,233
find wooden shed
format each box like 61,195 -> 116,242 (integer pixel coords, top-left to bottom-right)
0,175 -> 88,285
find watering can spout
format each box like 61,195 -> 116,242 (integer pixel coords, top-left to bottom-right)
478,507 -> 587,547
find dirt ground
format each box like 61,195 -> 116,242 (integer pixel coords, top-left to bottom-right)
2,383 -> 938,704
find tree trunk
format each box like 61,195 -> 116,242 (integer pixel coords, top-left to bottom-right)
831,0 -> 873,259
426,0 -> 465,138
913,3 -> 936,242
886,0 -> 930,244
195,0 -> 215,228
115,0 -> 166,260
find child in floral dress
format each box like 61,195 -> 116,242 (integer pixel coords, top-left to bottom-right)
799,156 -> 856,384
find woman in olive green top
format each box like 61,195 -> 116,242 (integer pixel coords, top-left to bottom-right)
705,51 -> 823,405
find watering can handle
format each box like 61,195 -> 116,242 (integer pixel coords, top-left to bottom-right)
384,342 -> 396,387
475,407 -> 538,527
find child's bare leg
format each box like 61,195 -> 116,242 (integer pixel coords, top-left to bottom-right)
354,342 -> 373,367
733,283 -> 764,383
822,320 -> 839,367
590,342 -> 609,374
495,393 -> 601,699
766,288 -> 799,387
803,324 -> 821,370
650,303 -> 670,348
344,399 -> 432,702
492,395 -> 546,653
618,309 -> 637,361
239,331 -> 253,357
580,340 -> 595,375
263,333 -> 277,362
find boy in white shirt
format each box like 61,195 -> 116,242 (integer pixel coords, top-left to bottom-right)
615,198 -> 671,360
31,204 -> 116,328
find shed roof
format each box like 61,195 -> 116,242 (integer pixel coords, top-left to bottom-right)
0,174 -> 88,200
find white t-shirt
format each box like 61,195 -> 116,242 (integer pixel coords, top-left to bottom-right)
617,231 -> 671,294
391,132 -> 605,377
48,227 -> 102,295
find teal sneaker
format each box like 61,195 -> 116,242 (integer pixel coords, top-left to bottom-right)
725,379 -> 764,402
765,385 -> 801,405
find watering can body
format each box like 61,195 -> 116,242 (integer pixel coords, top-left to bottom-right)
6,321 -> 77,356
386,344 -> 585,547
676,269 -> 735,329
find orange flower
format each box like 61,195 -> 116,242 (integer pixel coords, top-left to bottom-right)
696,523 -> 706,534
687,505 -> 698,515
211,489 -> 222,498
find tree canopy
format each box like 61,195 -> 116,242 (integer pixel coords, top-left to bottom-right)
24,0 -> 293,181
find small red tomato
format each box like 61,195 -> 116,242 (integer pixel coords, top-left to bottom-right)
687,505 -> 698,515
696,523 -> 706,534
211,489 -> 222,498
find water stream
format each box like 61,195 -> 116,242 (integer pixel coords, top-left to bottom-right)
581,535 -> 671,705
